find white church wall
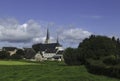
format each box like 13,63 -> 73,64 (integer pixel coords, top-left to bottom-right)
43,53 -> 56,58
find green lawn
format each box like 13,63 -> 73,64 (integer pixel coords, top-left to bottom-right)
0,60 -> 120,81
0,60 -> 36,65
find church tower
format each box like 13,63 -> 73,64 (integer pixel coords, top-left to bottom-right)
45,28 -> 50,44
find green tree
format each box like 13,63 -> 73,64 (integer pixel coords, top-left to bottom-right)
11,49 -> 25,59
0,51 -> 10,59
63,48 -> 84,65
78,35 -> 116,60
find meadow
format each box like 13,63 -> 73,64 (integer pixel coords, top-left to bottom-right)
0,60 -> 120,81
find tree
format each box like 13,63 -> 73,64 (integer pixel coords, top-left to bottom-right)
11,49 -> 25,59
78,35 -> 117,60
112,36 -> 116,42
64,35 -> 120,66
63,48 -> 83,65
0,51 -> 10,59
16,49 -> 25,56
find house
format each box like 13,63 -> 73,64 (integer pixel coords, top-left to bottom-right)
32,28 -> 64,60
2,47 -> 17,56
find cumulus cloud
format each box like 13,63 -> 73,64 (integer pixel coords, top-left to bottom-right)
0,18 -> 42,43
60,28 -> 92,43
0,18 -> 92,48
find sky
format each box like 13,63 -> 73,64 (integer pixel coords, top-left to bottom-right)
0,0 -> 120,48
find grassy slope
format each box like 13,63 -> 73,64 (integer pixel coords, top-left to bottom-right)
0,61 -> 119,81
0,60 -> 36,65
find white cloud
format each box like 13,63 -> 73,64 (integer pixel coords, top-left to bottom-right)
0,18 -> 92,48
60,28 -> 92,43
0,18 -> 43,43
33,36 -> 56,44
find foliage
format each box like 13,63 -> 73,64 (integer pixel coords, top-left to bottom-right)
77,35 -> 120,78
63,35 -> 120,78
16,49 -> 25,56
103,55 -> 118,65
63,48 -> 84,65
78,35 -> 117,59
10,49 -> 25,59
86,59 -> 120,78
0,51 -> 10,59
64,35 -> 118,65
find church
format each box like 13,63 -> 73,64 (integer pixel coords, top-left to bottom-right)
32,28 -> 64,60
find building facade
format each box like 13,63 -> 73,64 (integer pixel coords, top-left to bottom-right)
32,28 -> 64,60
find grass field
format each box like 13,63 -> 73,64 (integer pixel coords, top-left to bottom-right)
0,60 -> 120,81
0,60 -> 36,65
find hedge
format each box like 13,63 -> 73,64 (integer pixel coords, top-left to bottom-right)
85,59 -> 120,78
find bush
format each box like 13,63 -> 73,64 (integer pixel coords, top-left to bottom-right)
63,48 -> 84,65
0,51 -> 10,59
85,59 -> 120,78
78,35 -> 120,78
10,54 -> 22,59
63,35 -> 120,78
103,55 -> 118,65
78,35 -> 117,59
10,49 -> 25,59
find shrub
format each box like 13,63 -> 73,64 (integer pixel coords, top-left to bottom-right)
0,51 -> 10,59
10,49 -> 25,59
78,35 -> 117,59
85,59 -> 120,78
63,48 -> 84,65
10,54 -> 22,59
103,55 -> 117,65
63,35 -> 120,78
78,35 -> 120,78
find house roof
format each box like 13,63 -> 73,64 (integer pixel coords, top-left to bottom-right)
33,43 -> 62,53
2,47 -> 17,51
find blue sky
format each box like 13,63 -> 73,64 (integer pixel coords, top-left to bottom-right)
0,0 -> 120,48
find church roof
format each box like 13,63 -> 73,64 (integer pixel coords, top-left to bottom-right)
32,43 -> 62,53
32,28 -> 62,53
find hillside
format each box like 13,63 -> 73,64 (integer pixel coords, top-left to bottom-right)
0,61 -> 119,81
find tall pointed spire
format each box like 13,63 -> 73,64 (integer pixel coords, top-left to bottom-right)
46,28 -> 49,40
56,34 -> 61,47
56,34 -> 59,44
45,28 -> 50,44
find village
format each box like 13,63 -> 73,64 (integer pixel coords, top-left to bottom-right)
0,28 -> 64,61
0,0 -> 120,81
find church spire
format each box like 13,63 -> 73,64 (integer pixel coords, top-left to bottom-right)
45,28 -> 50,44
57,34 -> 59,44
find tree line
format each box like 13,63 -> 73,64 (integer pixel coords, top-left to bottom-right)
0,49 -> 25,59
63,35 -> 120,78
